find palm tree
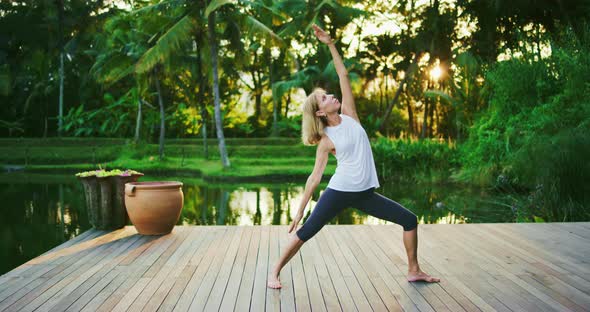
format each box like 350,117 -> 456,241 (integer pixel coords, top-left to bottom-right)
207,9 -> 230,166
88,11 -> 152,145
133,0 -> 283,167
56,0 -> 65,137
270,0 -> 365,122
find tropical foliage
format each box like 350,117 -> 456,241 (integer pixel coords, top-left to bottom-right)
1,0 -> 589,220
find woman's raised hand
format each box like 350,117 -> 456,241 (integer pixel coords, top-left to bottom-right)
312,24 -> 332,45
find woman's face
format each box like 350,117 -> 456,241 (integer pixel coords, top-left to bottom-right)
315,92 -> 340,116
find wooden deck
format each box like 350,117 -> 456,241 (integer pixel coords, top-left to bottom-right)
0,223 -> 589,311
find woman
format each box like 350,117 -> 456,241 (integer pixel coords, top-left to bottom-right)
267,24 -> 440,289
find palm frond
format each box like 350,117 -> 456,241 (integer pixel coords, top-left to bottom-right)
424,89 -> 455,106
135,15 -> 196,74
91,53 -> 134,84
131,0 -> 184,14
205,0 -> 235,16
245,15 -> 285,47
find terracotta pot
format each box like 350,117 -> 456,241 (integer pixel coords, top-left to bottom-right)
124,181 -> 184,235
113,173 -> 144,227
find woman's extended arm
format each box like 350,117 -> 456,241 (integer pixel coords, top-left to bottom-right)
312,24 -> 359,123
288,137 -> 330,233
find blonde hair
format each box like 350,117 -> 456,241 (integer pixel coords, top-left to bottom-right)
301,88 -> 328,146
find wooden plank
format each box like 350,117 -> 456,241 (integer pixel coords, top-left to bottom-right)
527,271 -> 590,309
234,226 -> 263,312
400,225 -> 493,311
156,227 -> 222,312
381,224 -> 490,312
430,224 -> 548,311
432,224 -> 576,312
342,225 -> 412,312
0,230 -> 111,303
250,225 -> 270,311
140,227 -> 208,312
276,226 -> 296,312
519,223 -> 590,261
389,224 -> 513,312
327,225 -> 387,311
218,226 -> 254,312
478,223 -> 590,291
1,228 -> 134,312
321,225 -> 370,312
125,227 -> 195,311
307,229 -> 348,312
290,235 -> 311,312
96,228 -> 186,312
0,229 -> 104,284
468,224 -> 590,308
363,225 -> 463,312
64,266 -> 124,312
547,223 -> 590,241
40,229 -> 103,256
356,225 -> 437,312
299,229 -> 328,312
490,224 -> 589,274
201,226 -> 245,311
420,226 -> 513,312
2,223 -> 589,312
79,234 -> 163,312
109,228 -> 190,312
517,273 -> 589,312
313,227 -> 356,312
173,227 -> 235,311
264,225 -> 281,312
47,234 -> 151,311
422,226 -> 524,310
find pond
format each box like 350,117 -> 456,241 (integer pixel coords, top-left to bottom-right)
0,172 -> 517,275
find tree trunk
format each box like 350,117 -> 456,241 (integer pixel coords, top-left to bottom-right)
57,0 -> 64,137
429,98 -> 435,137
154,67 -> 165,161
421,102 -> 428,138
252,53 -> 262,119
406,98 -> 413,135
270,50 -> 279,137
134,94 -> 142,143
196,35 -> 208,160
208,12 -> 230,167
284,93 -> 291,117
379,52 -> 422,132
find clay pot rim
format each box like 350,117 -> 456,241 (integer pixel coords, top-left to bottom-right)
126,181 -> 183,189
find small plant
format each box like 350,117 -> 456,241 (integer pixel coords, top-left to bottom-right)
75,169 -> 143,178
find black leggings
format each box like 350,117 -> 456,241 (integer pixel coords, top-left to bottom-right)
296,187 -> 418,242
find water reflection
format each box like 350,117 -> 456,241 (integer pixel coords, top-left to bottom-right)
175,182 -> 510,226
0,173 -> 514,274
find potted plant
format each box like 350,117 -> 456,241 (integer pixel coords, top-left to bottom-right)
76,168 -> 143,229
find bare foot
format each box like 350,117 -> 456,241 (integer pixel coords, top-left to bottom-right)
267,275 -> 282,289
407,270 -> 440,283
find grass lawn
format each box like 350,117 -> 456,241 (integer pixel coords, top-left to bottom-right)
0,138 -> 335,181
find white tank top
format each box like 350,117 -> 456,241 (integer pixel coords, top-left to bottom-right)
323,113 -> 380,191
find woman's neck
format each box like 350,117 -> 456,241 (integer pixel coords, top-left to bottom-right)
325,113 -> 342,127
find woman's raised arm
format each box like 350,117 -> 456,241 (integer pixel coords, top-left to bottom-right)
312,24 -> 359,123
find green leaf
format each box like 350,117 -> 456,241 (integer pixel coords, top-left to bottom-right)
205,0 -> 235,17
136,15 -> 197,74
424,89 -> 455,106
244,16 -> 285,47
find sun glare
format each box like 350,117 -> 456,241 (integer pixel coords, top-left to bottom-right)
430,66 -> 442,81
